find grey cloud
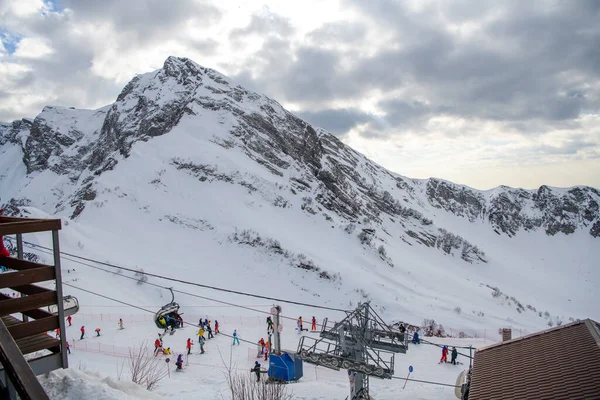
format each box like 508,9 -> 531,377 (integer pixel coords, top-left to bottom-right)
56,0 -> 221,45
306,21 -> 367,45
298,108 -> 374,135
538,139 -> 597,156
229,11 -> 293,40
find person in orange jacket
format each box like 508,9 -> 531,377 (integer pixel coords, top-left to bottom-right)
80,326 -> 85,340
95,328 -> 101,337
311,316 -> 317,331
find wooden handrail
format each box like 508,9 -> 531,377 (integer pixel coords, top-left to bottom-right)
0,267 -> 55,289
0,257 -> 54,272
0,219 -> 61,236
0,294 -> 53,320
7,316 -> 60,340
0,292 -> 57,317
0,318 -> 50,399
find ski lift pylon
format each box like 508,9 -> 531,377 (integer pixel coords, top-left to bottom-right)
154,288 -> 182,330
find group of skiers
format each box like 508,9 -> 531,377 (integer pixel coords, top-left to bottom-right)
158,312 -> 184,331
440,345 -> 459,365
295,316 -> 318,332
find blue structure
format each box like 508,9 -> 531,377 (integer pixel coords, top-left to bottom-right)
268,352 -> 303,382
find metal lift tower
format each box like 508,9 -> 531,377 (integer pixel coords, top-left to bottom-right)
296,302 -> 408,399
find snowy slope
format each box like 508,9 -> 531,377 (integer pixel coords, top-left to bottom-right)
0,55 -> 599,398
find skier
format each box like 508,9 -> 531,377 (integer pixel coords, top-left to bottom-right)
66,341 -> 71,354
186,338 -> 193,355
256,340 -> 263,357
55,328 -> 60,339
412,329 -> 420,344
80,326 -> 85,340
163,347 -> 171,355
154,338 -> 162,356
232,330 -> 240,345
451,347 -> 458,365
197,326 -> 205,342
311,316 -> 317,331
175,354 -> 184,371
118,318 -> 124,330
207,322 -> 214,339
199,335 -> 206,354
252,361 -> 262,382
298,316 -> 303,331
95,328 -> 101,337
67,315 -> 72,326
204,318 -> 208,328
259,338 -> 266,356
399,324 -> 406,341
266,316 -> 272,331
264,341 -> 270,361
440,345 -> 448,363
215,320 -> 220,334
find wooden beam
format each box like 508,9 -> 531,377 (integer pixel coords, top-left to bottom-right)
10,285 -> 52,296
0,295 -> 53,320
0,220 -> 61,236
7,316 -> 59,340
0,267 -> 55,289
0,257 -> 54,272
0,318 -> 50,399
0,292 -> 57,317
0,216 -> 43,223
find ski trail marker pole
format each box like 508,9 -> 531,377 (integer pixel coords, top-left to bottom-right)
403,366 -> 413,389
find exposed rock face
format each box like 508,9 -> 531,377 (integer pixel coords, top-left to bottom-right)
1,56 -> 598,268
425,180 -> 600,238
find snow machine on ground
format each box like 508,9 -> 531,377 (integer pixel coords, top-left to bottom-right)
154,288 -> 183,331
48,295 -> 79,316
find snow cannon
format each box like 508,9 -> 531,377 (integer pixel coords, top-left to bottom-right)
268,351 -> 303,383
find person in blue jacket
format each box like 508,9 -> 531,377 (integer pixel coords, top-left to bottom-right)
412,330 -> 420,344
175,354 -> 184,370
232,329 -> 240,345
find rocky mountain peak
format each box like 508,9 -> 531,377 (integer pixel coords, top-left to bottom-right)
1,56 -> 598,269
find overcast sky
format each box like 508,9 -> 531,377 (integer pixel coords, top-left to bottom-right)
1,0 -> 599,190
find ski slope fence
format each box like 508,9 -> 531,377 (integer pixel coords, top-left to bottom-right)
69,338 -> 350,384
69,312 -> 532,342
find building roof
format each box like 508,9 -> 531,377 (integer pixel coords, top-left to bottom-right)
469,319 -> 600,400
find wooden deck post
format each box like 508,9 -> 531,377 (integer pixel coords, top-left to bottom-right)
16,234 -> 28,323
52,230 -> 68,369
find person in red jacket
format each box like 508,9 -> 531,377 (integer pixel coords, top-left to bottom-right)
67,315 -> 72,326
154,338 -> 162,356
186,338 -> 193,355
311,316 -> 317,331
80,326 -> 85,340
440,345 -> 448,363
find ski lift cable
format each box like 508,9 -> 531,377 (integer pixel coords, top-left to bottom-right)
412,336 -> 474,360
16,241 -> 330,328
9,238 -> 348,312
63,282 -> 262,347
390,375 -> 461,388
64,283 -> 463,391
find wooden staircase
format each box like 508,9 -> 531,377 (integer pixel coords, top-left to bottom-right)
0,216 -> 68,400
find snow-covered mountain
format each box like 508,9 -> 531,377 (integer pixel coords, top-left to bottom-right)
1,56 -> 598,335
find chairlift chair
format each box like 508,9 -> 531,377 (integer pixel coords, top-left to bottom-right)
48,295 -> 79,316
154,288 -> 182,330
